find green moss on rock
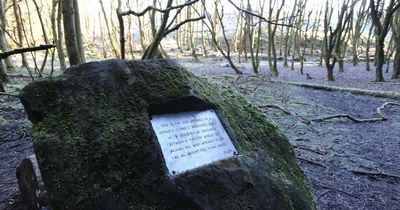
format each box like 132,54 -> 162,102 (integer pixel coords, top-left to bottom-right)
20,59 -> 316,209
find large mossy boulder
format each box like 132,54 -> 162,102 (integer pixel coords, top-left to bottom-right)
20,59 -> 316,209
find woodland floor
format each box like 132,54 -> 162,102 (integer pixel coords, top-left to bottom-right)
1,56 -> 400,209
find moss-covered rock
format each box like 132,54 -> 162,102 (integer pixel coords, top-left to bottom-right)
20,59 -> 316,209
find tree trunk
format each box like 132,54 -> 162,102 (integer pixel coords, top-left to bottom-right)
73,0 -> 85,62
393,12 -> 400,79
0,0 -> 13,68
200,3 -> 208,57
369,0 -> 400,81
12,0 -> 30,70
327,65 -> 335,81
375,38 -> 385,82
99,0 -> 120,58
0,59 -> 9,83
393,49 -> 400,78
117,0 -> 125,59
56,0 -> 66,70
62,0 -> 81,65
366,24 -> 373,71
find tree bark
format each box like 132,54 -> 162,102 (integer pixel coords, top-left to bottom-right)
369,0 -> 400,82
55,0 -> 66,70
375,38 -> 385,81
73,0 -> 85,62
99,0 -> 120,58
142,0 -> 173,59
0,59 -> 9,83
0,0 -> 13,68
393,11 -> 400,79
62,0 -> 81,65
117,0 -> 125,59
12,0 -> 31,70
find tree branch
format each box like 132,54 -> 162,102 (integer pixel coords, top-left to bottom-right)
312,101 -> 400,122
0,45 -> 55,59
376,101 -> 400,120
119,0 -> 199,17
258,104 -> 292,115
227,0 -> 297,28
164,15 -> 205,36
312,114 -> 384,122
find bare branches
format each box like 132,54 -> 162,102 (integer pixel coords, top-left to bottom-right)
0,45 -> 55,59
164,15 -> 205,36
116,0 -> 204,59
119,0 -> 199,17
226,0 -> 297,28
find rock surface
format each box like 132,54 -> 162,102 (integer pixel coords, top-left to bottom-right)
20,59 -> 316,209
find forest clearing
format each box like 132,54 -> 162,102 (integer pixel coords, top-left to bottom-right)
1,0 -> 400,209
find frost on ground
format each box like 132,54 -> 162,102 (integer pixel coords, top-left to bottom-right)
185,58 -> 400,210
1,57 -> 399,210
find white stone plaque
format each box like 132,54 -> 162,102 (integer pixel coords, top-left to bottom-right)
151,109 -> 238,176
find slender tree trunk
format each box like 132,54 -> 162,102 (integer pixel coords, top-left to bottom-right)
268,0 -> 284,76
0,0 -> 13,69
310,9 -> 322,57
0,59 -> 8,83
117,0 -> 125,59
99,0 -> 120,58
393,46 -> 400,78
137,1 -> 146,54
62,0 -> 81,65
56,0 -> 66,70
73,0 -> 85,62
366,24 -> 373,71
375,38 -> 385,81
200,3 -> 208,57
127,14 -> 135,58
12,0 -> 30,70
32,0 -> 50,76
284,0 -> 298,68
393,12 -> 400,78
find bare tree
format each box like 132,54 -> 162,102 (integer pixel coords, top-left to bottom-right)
310,9 -> 323,57
99,0 -> 120,58
369,0 -> 400,82
300,11 -> 312,75
199,0 -> 242,73
323,0 -> 352,81
118,0 -> 203,59
267,0 -> 284,76
351,0 -> 368,66
291,0 -> 307,71
53,0 -> 66,70
283,0 -> 298,67
365,23 -> 374,71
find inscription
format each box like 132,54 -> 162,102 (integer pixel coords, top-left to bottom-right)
151,110 -> 238,175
